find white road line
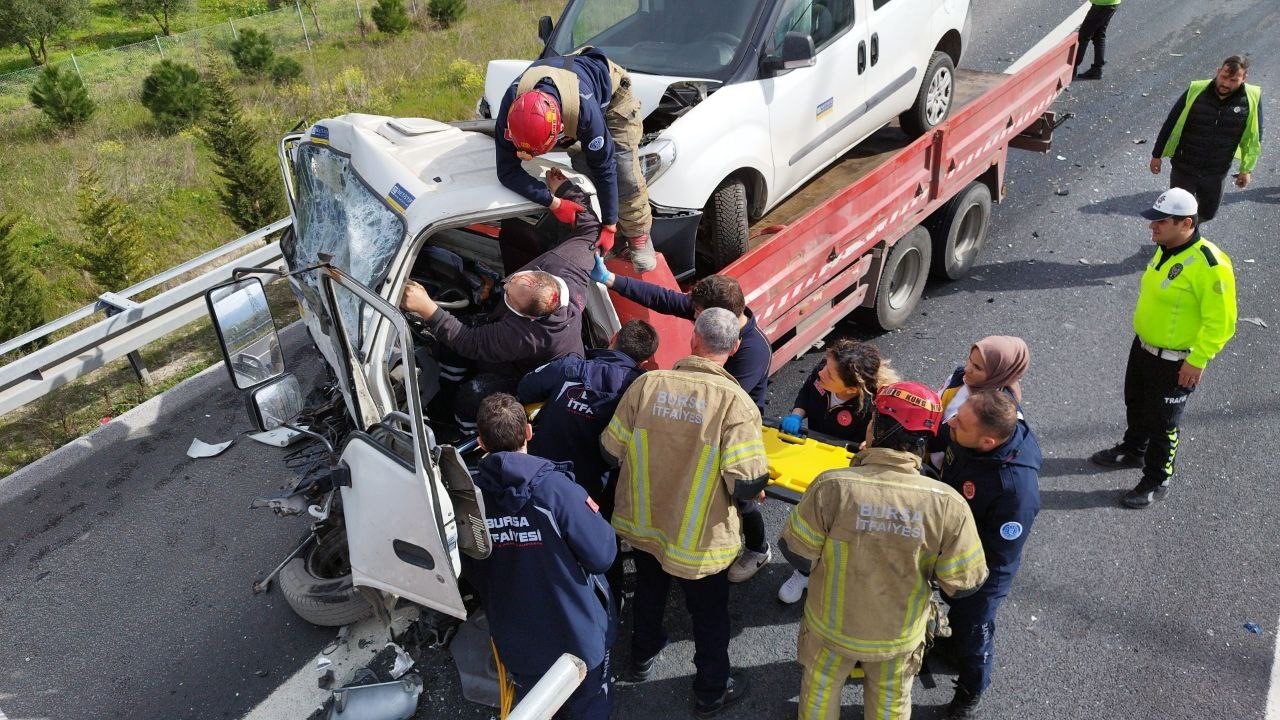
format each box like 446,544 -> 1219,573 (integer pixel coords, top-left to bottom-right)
1267,614 -> 1280,719
1005,2 -> 1090,75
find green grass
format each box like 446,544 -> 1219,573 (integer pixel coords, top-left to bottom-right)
0,0 -> 563,477
0,0 -> 278,73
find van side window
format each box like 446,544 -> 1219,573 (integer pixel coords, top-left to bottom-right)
773,0 -> 855,51
873,0 -> 893,9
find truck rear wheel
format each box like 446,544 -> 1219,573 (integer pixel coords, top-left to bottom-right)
697,178 -> 750,273
929,182 -> 991,279
862,226 -> 932,331
900,52 -> 955,138
278,527 -> 372,627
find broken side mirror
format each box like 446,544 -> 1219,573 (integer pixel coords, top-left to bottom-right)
538,15 -> 553,44
206,278 -> 286,390
762,31 -> 816,73
247,373 -> 305,432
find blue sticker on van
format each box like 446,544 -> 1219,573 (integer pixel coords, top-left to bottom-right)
311,124 -> 330,145
387,183 -> 415,213
816,97 -> 834,121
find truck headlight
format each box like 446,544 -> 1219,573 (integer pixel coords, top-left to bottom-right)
638,139 -> 676,184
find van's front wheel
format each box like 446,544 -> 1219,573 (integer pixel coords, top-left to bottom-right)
696,178 -> 750,273
900,52 -> 955,138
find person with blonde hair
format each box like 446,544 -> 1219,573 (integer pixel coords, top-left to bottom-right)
774,339 -> 899,602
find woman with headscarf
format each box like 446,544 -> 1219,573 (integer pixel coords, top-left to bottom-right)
930,335 -> 1030,467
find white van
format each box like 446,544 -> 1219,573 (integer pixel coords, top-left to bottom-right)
481,0 -> 971,276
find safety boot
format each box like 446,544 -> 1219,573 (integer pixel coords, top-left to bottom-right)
1077,65 -> 1103,80
946,683 -> 983,719
1089,444 -> 1143,469
623,234 -> 657,273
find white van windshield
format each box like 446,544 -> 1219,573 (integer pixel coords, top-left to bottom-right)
550,0 -> 768,79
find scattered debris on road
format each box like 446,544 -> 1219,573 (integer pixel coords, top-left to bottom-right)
186,437 -> 234,458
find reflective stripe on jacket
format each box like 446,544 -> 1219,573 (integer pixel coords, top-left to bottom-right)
602,355 -> 767,579
780,448 -> 988,661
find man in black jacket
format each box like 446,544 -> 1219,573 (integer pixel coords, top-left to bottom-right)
402,175 -> 602,429
937,389 -> 1042,719
1150,55 -> 1264,222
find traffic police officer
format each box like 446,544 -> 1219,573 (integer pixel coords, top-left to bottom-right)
1090,188 -> 1237,508
778,381 -> 988,720
497,49 -> 656,272
601,308 -> 769,718
1150,55 -> 1263,222
937,390 -> 1042,719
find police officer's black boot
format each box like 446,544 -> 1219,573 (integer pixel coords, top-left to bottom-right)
946,682 -> 983,719
1077,65 -> 1103,80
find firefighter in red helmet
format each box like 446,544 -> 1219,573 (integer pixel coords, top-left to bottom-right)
495,49 -> 656,273
778,381 -> 988,720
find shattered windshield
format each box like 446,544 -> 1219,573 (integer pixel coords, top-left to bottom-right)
285,143 -> 406,356
551,0 -> 767,80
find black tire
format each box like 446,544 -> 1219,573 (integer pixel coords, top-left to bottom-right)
278,527 -> 373,627
928,182 -> 991,280
861,226 -> 932,331
900,52 -> 955,138
697,178 -> 750,273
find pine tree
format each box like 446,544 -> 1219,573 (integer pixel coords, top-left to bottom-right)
0,215 -> 48,347
372,0 -> 410,34
75,168 -> 150,292
426,0 -> 465,28
29,64 -> 95,127
140,59 -> 206,133
228,27 -> 275,74
199,69 -> 286,233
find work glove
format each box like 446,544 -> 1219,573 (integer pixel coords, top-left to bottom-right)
550,198 -> 585,227
597,225 -> 616,255
591,254 -> 615,285
780,413 -> 803,436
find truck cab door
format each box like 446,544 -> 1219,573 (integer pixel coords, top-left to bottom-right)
317,267 -> 482,620
764,0 -> 869,197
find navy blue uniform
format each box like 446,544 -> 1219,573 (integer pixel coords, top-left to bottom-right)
495,49 -> 620,226
610,275 -> 770,411
517,348 -> 645,517
791,361 -> 874,441
462,451 -> 618,719
940,419 -> 1042,696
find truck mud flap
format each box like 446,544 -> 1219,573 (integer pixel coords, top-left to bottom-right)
1009,111 -> 1070,153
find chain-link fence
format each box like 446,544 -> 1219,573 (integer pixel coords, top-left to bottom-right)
0,0 -> 434,114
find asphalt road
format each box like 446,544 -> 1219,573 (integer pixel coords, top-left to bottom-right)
2,1 -> 1279,719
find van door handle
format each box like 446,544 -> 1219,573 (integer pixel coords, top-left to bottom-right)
870,33 -> 879,66
858,41 -> 866,74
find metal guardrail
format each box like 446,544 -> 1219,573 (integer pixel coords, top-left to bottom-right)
0,218 -> 290,417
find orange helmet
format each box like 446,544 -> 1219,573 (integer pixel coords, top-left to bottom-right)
505,90 -> 562,156
874,381 -> 944,435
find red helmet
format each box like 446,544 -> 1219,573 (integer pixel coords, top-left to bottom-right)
505,90 -> 562,156
874,381 -> 944,435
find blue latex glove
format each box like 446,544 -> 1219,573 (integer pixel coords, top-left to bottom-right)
591,254 -> 614,285
780,413 -> 803,435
